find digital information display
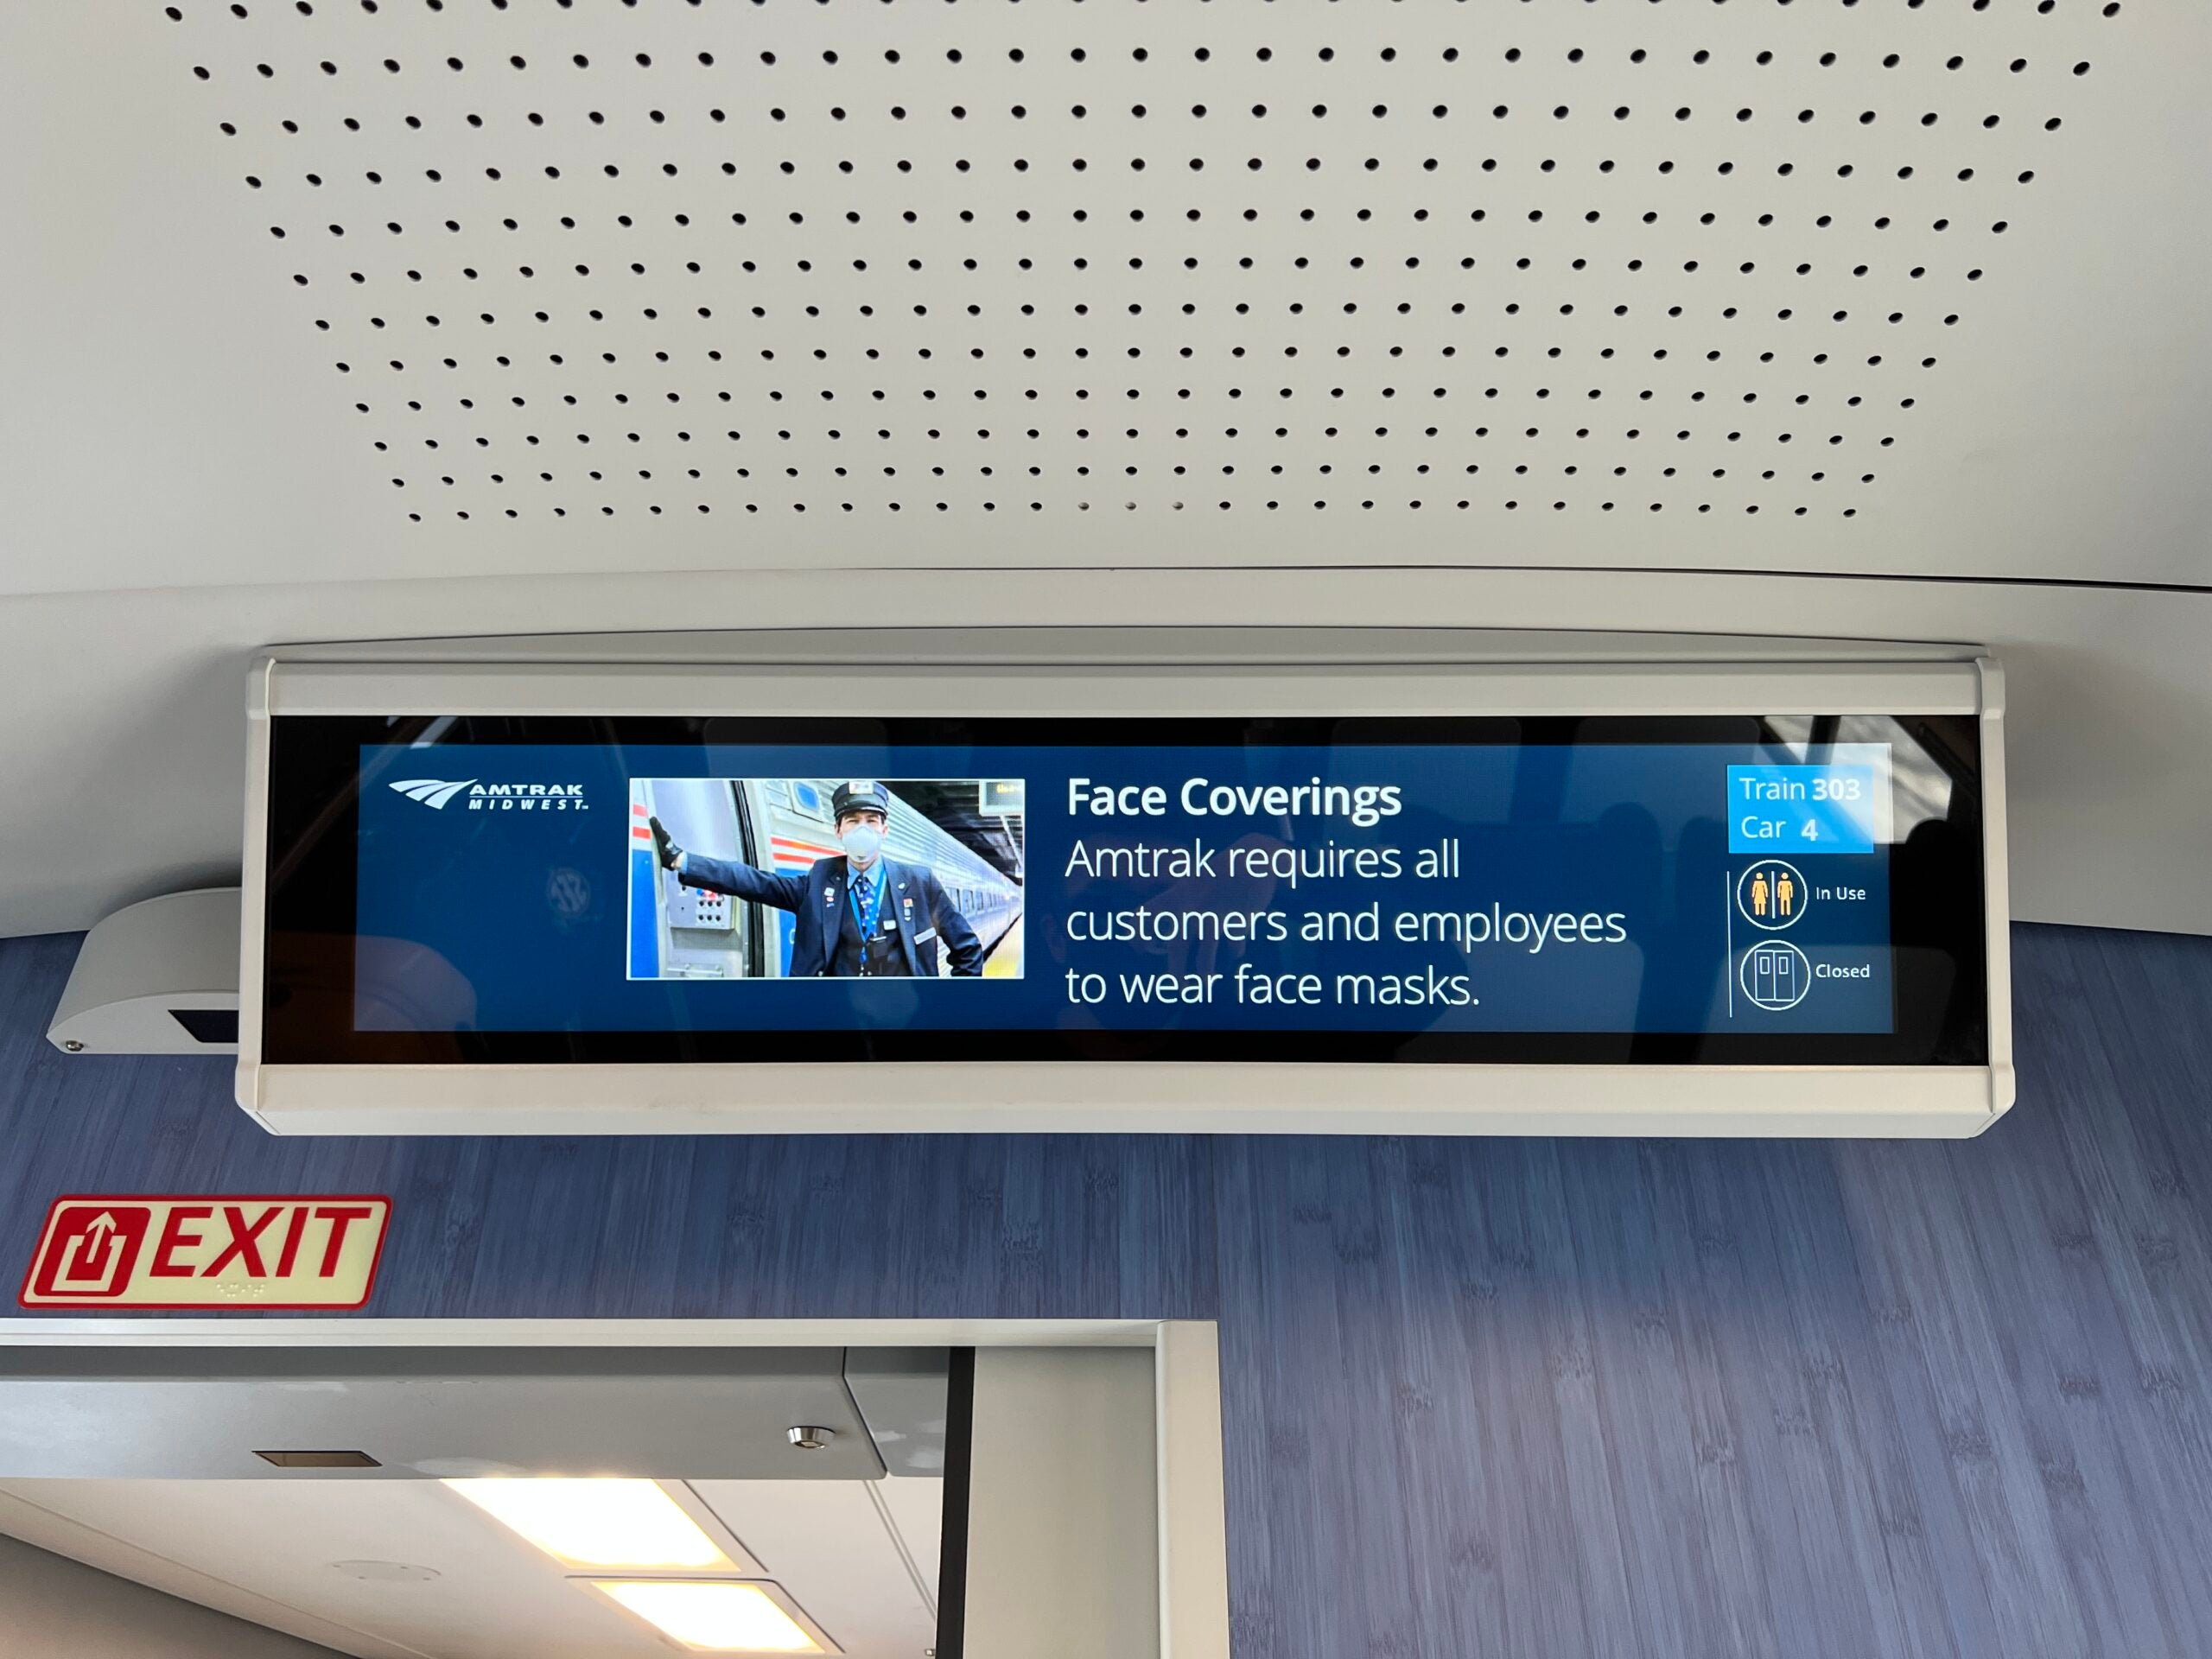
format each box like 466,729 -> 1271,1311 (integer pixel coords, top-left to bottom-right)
260,715 -> 1987,1069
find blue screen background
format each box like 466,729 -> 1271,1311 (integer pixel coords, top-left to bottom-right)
354,741 -> 1895,1035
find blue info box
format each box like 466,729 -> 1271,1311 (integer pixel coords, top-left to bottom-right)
1726,765 -> 1878,855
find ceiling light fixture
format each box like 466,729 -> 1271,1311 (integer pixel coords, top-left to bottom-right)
588,1580 -> 827,1654
442,1478 -> 737,1571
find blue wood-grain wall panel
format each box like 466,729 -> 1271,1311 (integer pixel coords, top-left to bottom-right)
3,922 -> 2209,1656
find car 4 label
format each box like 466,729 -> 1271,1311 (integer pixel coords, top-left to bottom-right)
19,1196 -> 391,1309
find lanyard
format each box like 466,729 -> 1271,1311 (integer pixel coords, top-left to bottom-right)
847,864 -> 887,938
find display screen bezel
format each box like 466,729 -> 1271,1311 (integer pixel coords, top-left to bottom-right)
259,712 -> 1988,1068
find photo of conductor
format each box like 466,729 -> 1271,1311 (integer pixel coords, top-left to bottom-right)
628,777 -> 1026,982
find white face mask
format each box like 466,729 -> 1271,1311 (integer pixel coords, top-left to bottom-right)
840,823 -> 884,864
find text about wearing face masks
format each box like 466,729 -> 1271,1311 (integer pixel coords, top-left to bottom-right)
1058,777 -> 1631,1012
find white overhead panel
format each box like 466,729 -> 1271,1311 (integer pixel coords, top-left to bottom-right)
0,1347 -> 885,1481
7,0 -> 2193,596
692,1479 -> 940,1655
0,1477 -> 939,1659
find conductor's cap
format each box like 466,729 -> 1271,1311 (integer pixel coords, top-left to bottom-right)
832,780 -> 892,821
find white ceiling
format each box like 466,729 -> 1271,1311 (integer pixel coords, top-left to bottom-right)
0,2 -> 2205,940
0,1476 -> 942,1659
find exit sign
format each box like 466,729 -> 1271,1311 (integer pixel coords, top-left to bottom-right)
19,1195 -> 391,1310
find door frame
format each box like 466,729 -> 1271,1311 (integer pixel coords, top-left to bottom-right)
0,1317 -> 1230,1659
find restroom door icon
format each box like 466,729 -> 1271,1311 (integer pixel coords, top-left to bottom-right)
1740,942 -> 1812,1012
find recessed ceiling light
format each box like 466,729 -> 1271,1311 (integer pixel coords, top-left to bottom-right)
590,1580 -> 826,1653
443,1478 -> 736,1571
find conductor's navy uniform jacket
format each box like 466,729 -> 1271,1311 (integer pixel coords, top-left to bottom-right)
677,853 -> 984,977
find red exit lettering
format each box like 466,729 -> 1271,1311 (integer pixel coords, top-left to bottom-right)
20,1196 -> 391,1310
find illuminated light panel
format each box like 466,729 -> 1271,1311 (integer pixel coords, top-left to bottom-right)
593,1580 -> 824,1653
443,1478 -> 734,1570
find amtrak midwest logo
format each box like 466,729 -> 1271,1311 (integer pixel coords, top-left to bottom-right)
388,778 -> 588,812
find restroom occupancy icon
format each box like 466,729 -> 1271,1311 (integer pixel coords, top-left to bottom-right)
1737,860 -> 1808,930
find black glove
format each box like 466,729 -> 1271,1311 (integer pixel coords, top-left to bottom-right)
647,815 -> 683,872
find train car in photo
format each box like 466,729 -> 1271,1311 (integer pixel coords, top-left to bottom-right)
629,778 -> 1022,982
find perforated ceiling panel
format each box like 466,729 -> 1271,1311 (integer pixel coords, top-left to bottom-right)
148,0 -> 2141,570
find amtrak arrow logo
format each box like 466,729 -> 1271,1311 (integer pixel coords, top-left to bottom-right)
389,778 -> 479,810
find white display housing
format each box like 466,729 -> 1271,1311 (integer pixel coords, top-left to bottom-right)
237,630 -> 2012,1138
